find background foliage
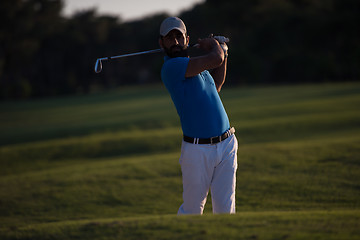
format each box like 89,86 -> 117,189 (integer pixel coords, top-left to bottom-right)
0,0 -> 359,99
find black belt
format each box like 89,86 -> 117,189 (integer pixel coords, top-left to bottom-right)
183,127 -> 235,144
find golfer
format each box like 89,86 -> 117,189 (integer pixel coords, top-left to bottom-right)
159,17 -> 238,215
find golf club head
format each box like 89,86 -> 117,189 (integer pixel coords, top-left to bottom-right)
94,59 -> 102,73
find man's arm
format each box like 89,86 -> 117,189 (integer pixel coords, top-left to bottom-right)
185,37 -> 224,79
210,56 -> 227,92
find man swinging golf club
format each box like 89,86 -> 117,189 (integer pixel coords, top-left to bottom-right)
159,17 -> 238,215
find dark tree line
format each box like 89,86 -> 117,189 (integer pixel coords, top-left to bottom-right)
0,0 -> 359,99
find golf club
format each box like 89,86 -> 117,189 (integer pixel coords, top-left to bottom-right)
95,48 -> 163,73
94,36 -> 229,73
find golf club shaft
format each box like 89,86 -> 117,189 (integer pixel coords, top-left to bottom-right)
96,42 -> 203,63
94,48 -> 164,73
98,48 -> 163,61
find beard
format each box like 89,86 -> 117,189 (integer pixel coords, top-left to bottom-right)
164,45 -> 189,58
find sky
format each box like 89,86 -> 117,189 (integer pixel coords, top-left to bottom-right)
62,0 -> 205,21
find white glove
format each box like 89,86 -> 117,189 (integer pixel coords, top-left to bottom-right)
213,36 -> 229,44
213,35 -> 229,57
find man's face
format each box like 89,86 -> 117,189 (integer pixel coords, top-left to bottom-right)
159,29 -> 189,58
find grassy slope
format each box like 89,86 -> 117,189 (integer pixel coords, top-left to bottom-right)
2,210 -> 360,240
0,82 -> 359,239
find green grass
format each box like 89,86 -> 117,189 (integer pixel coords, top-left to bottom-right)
2,210 -> 360,240
0,82 -> 359,239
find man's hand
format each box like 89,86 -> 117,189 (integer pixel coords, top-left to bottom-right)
196,37 -> 221,52
213,36 -> 229,44
185,36 -> 224,78
210,35 -> 230,92
213,36 -> 229,58
186,34 -> 229,91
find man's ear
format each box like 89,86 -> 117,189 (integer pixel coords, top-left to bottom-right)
186,35 -> 190,46
159,38 -> 164,49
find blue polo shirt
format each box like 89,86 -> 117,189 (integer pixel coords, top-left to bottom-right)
161,56 -> 230,138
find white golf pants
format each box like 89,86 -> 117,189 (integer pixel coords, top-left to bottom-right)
177,134 -> 238,215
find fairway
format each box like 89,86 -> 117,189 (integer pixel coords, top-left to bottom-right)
1,82 -> 359,239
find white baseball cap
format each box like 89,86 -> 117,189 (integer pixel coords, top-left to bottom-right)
159,17 -> 187,37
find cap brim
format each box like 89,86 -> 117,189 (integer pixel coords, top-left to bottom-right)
161,27 -> 186,37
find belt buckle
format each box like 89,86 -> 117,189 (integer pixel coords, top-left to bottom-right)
210,136 -> 217,144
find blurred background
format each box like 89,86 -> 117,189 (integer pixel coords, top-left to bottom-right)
1,0 -> 359,99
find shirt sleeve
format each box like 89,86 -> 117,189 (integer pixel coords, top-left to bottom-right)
161,57 -> 189,90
